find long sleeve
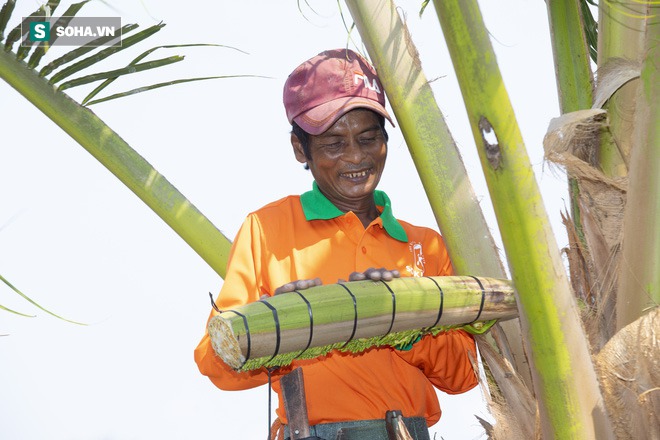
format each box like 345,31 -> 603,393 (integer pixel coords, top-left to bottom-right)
194,214 -> 284,390
395,330 -> 479,394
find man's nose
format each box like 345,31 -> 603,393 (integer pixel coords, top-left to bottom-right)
342,139 -> 366,163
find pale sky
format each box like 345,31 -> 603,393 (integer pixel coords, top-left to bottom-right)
1,1 -> 567,439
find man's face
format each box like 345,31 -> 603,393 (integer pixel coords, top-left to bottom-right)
294,109 -> 387,210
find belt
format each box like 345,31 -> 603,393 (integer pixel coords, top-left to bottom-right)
284,416 -> 430,440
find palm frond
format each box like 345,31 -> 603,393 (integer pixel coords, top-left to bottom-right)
420,0 -> 431,17
4,0 -> 56,52
16,0 -> 61,60
81,43 -> 245,104
58,54 -> 184,91
85,74 -> 266,105
48,22 -> 166,84
580,0 -> 598,63
39,23 -> 139,77
0,303 -> 35,317
28,0 -> 90,69
0,0 -> 17,42
0,274 -> 84,324
2,2 -> 254,108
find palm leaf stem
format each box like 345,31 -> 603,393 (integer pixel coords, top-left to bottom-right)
616,6 -> 660,330
597,0 -> 648,176
344,0 -> 532,390
432,0 -> 614,438
546,0 -> 596,250
0,48 -> 232,278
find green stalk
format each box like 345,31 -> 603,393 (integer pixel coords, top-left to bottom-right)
209,276 -> 516,371
546,0 -> 594,114
432,1 -> 613,438
344,0 -> 503,278
617,6 -> 660,330
597,0 -> 647,176
344,0 -> 533,388
0,49 -> 231,278
545,0 -> 595,257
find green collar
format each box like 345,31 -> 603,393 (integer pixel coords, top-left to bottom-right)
300,181 -> 408,242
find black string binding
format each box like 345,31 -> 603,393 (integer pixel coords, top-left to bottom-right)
260,300 -> 281,363
380,280 -> 397,336
424,276 -> 444,329
338,283 -> 359,349
293,290 -> 314,358
209,292 -> 222,313
467,276 -> 486,323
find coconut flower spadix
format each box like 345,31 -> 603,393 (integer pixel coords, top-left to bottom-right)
208,275 -> 516,371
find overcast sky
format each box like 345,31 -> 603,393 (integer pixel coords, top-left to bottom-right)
1,1 -> 567,439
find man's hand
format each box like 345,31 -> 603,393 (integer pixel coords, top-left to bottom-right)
261,269 -> 399,300
346,267 -> 400,282
268,278 -> 323,297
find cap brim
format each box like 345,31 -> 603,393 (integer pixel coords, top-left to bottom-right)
293,96 -> 394,135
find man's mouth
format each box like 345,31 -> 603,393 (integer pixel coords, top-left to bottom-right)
340,169 -> 371,179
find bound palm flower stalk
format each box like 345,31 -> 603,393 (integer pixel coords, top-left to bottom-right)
208,276 -> 516,371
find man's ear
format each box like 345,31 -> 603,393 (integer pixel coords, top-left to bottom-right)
291,133 -> 308,164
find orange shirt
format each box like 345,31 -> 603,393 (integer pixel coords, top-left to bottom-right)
195,183 -> 478,426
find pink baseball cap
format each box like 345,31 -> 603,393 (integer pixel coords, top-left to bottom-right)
283,48 -> 394,135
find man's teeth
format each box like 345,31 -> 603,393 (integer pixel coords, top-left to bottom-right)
343,170 -> 369,178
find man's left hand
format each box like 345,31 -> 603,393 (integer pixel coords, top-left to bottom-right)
346,268 -> 400,282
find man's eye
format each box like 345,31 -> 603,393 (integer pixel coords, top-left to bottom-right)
323,142 -> 343,149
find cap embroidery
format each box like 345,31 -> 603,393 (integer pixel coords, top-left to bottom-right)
354,72 -> 381,93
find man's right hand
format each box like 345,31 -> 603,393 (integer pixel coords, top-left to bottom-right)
268,278 -> 323,297
347,267 -> 400,282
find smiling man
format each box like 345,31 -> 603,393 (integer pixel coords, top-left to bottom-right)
195,49 -> 478,440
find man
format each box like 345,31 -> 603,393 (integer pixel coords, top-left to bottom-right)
195,48 -> 478,440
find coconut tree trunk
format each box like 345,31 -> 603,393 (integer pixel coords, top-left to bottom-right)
431,0 -> 613,438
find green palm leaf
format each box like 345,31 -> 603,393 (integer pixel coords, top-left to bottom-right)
48,22 -> 165,84
0,274 -> 84,324
39,23 -> 139,77
16,0 -> 61,60
0,3 -> 237,286
27,0 -> 90,69
4,0 -> 57,51
85,74 -> 264,105
0,0 -> 17,42
57,54 -> 184,90
81,43 -> 246,104
0,303 -> 35,317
